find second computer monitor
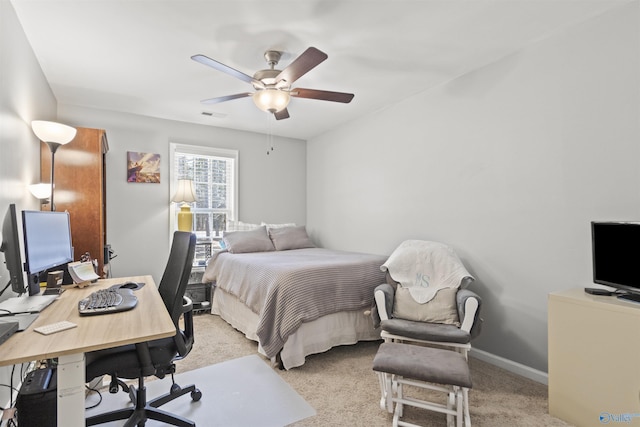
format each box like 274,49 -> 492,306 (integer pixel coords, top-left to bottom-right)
1,204 -> 26,294
22,210 -> 73,295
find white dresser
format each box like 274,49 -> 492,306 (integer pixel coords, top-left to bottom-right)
548,288 -> 640,426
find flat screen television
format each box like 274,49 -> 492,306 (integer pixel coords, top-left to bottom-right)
0,204 -> 26,295
22,210 -> 73,294
591,221 -> 640,303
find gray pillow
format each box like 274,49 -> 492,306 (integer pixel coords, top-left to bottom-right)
223,226 -> 275,253
269,226 -> 315,251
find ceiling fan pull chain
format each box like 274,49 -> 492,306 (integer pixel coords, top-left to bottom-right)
266,115 -> 274,155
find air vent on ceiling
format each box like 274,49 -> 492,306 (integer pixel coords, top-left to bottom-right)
201,111 -> 227,119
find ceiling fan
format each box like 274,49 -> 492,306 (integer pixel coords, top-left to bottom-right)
191,47 -> 354,120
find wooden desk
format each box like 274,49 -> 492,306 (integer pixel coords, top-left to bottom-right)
0,275 -> 176,427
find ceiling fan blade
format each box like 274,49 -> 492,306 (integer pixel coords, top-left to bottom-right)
291,88 -> 354,103
191,54 -> 256,84
275,47 -> 328,85
274,109 -> 290,120
201,93 -> 252,104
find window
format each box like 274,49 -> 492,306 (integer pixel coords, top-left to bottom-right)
170,143 -> 238,247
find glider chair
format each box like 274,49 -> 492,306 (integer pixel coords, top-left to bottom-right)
86,231 -> 202,427
371,240 -> 482,414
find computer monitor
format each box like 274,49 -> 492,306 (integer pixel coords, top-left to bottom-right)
0,204 -> 26,295
22,210 -> 73,295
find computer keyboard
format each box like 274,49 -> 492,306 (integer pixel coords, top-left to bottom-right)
35,320 -> 77,335
78,288 -> 137,316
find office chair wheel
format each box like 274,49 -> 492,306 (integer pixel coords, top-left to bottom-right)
170,383 -> 181,394
191,389 -> 202,401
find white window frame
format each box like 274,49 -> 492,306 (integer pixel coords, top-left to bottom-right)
169,143 -> 239,241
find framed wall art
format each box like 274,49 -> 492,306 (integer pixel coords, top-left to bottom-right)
127,151 -> 160,183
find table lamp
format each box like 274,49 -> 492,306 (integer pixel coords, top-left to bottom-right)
172,179 -> 197,231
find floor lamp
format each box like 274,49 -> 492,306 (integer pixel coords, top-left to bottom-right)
31,121 -> 77,211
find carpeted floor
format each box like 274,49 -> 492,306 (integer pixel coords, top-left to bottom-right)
173,313 -> 572,427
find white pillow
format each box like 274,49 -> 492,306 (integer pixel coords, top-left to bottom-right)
226,220 -> 260,232
261,222 -> 296,230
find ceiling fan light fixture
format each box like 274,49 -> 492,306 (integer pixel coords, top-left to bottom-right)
252,88 -> 290,113
194,47 -> 353,119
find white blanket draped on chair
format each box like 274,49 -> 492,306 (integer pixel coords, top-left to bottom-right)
381,240 -> 474,303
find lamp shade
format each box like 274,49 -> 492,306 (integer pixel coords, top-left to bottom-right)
252,88 -> 290,113
172,179 -> 197,203
28,183 -> 52,200
31,120 -> 77,144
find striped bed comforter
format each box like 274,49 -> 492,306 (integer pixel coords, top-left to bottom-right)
202,247 -> 387,359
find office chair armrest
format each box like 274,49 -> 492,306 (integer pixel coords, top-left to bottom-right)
182,295 -> 193,313
374,283 -> 396,325
182,295 -> 194,341
456,288 -> 482,337
174,296 -> 194,358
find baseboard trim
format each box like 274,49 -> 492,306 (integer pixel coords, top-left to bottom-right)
470,348 -> 548,385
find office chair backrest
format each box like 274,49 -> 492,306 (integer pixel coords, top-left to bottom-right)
158,231 -> 196,326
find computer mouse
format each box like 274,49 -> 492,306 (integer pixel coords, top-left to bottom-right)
120,281 -> 141,290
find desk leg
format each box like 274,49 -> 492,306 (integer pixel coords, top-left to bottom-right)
57,353 -> 86,427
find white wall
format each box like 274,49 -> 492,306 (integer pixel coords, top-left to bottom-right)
307,2 -> 640,373
57,105 -> 306,283
0,0 -> 55,219
0,0 -> 58,409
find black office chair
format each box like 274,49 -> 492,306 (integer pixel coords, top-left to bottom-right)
85,231 -> 202,427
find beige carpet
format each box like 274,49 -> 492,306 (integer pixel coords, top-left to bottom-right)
176,313 -> 572,427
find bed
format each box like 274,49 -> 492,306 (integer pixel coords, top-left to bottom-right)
202,225 -> 387,369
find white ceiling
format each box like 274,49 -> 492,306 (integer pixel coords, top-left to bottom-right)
11,0 -> 630,140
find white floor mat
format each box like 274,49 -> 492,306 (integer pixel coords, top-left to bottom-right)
84,355 -> 316,426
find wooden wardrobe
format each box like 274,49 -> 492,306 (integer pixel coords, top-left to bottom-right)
40,127 -> 109,277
